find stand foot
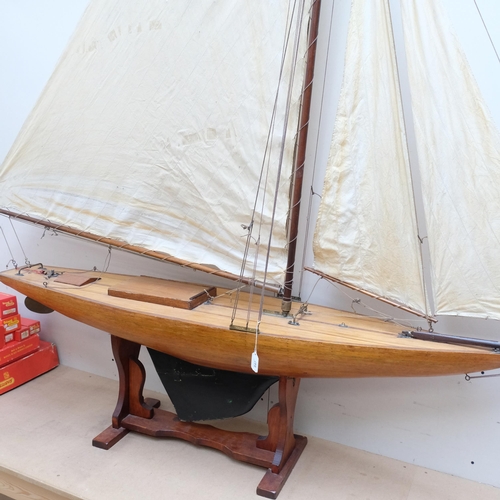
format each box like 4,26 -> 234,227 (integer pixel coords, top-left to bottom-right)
257,435 -> 307,499
92,425 -> 130,450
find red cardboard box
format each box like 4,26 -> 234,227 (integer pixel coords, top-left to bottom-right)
20,317 -> 41,336
0,334 -> 40,368
1,314 -> 20,334
0,293 -> 17,319
14,325 -> 30,342
0,341 -> 59,395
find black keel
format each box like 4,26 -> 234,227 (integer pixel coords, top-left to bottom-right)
24,296 -> 54,314
148,349 -> 278,422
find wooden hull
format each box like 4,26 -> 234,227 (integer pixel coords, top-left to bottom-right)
2,267 -> 500,378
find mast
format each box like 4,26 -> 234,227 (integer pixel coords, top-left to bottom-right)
281,0 -> 321,315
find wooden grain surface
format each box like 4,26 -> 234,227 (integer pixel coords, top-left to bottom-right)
108,276 -> 216,309
2,267 -> 500,378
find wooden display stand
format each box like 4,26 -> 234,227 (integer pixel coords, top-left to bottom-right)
93,336 -> 307,499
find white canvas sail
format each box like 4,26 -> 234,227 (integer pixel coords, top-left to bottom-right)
0,0 -> 310,286
401,0 -> 500,319
313,0 -> 428,315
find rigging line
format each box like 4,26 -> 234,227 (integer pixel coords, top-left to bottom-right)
210,285 -> 246,302
352,300 -> 429,329
0,226 -> 17,268
473,0 -> 500,65
251,1 -> 297,219
303,274 -> 323,303
231,222 -> 255,325
291,271 -> 430,329
252,0 -> 302,254
306,266 -> 436,321
288,275 -> 323,324
319,275 -> 428,328
8,218 -> 30,265
231,7 -> 292,325
387,0 -> 434,318
246,89 -> 286,324
243,82 -> 289,324
245,0 -> 308,355
103,246 -> 112,273
244,234 -> 262,329
231,0 -> 302,325
257,0 -> 307,328
465,372 -> 500,381
298,0 -> 336,294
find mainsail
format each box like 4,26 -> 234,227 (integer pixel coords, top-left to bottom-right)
0,0 -> 310,287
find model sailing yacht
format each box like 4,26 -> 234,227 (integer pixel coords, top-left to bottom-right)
1,0 -> 500,496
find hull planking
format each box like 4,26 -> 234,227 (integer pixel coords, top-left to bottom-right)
1,267 -> 500,378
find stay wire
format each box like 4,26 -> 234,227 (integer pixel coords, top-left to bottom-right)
230,0 -> 303,327
473,0 -> 500,66
0,226 -> 17,268
8,218 -> 30,266
257,0 -> 307,329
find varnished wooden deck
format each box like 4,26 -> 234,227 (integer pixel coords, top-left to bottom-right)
2,267 -> 500,378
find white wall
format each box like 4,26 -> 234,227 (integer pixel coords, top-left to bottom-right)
2,0 -> 500,489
